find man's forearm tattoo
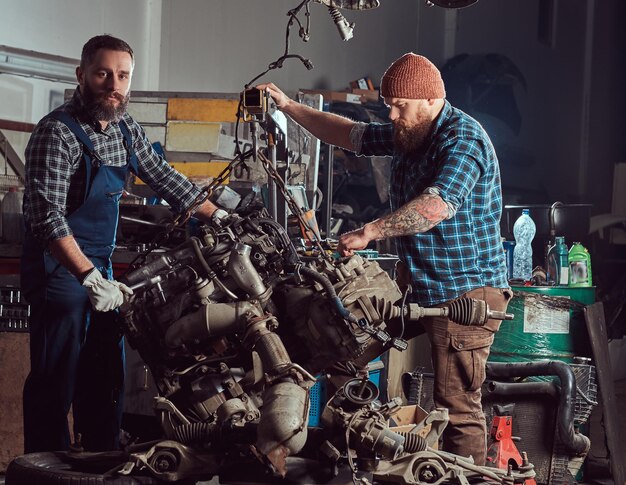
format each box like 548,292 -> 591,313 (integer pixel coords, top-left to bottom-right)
374,193 -> 448,238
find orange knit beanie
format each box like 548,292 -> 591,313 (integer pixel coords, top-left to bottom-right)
380,53 -> 446,99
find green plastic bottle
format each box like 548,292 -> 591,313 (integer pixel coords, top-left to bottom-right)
568,242 -> 592,287
547,236 -> 569,285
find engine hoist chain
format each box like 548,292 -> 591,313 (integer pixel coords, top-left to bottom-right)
125,118 -> 331,272
256,148 -> 330,260
122,153 -> 251,273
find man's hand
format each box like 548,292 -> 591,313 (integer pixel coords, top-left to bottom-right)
255,83 -> 291,110
337,223 -> 382,257
82,268 -> 133,312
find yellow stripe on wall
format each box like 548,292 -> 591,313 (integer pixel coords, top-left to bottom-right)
134,161 -> 230,184
169,161 -> 230,180
167,98 -> 239,122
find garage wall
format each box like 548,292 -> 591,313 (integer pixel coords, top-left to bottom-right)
1,0 -> 621,211
0,0 -> 162,123
449,0 -> 624,212
158,0 -> 422,93
0,1 -> 427,134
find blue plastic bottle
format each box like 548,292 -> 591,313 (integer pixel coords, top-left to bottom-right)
547,236 -> 569,285
512,208 -> 536,280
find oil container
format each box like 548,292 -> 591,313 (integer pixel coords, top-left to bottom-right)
489,286 -> 594,363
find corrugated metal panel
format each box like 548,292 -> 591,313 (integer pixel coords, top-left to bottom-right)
167,98 -> 239,122
165,122 -> 221,153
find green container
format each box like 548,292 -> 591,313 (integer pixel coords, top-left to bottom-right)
568,242 -> 592,287
489,286 -> 595,363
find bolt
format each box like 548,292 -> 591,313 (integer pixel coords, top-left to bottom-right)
421,469 -> 434,480
521,451 -> 529,466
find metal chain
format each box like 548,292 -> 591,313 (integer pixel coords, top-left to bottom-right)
124,132 -> 330,272
171,154 -> 251,228
122,154 -> 251,274
256,149 -> 330,260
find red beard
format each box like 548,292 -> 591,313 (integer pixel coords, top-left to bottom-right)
393,120 -> 431,154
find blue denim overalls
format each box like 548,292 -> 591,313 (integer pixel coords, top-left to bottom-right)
21,111 -> 137,453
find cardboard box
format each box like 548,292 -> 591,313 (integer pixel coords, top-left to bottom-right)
390,404 -> 428,428
352,88 -> 380,103
349,77 -> 374,90
300,89 -> 362,104
389,404 -> 437,448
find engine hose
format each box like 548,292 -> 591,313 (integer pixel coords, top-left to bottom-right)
190,236 -> 238,299
173,422 -> 218,444
484,380 -> 559,399
486,361 -> 590,456
397,432 -> 428,453
257,218 -> 301,266
298,266 -> 358,323
190,236 -> 214,277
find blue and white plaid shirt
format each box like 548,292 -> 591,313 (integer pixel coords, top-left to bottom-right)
24,88 -> 203,245
352,100 -> 508,306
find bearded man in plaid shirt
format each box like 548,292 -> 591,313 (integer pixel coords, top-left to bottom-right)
258,52 -> 511,465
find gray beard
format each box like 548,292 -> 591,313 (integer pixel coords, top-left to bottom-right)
81,84 -> 130,123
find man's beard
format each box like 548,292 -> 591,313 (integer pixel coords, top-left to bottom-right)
393,120 -> 431,155
81,82 -> 130,123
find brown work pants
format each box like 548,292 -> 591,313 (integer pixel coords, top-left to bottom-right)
332,286 -> 512,466
424,286 -> 512,465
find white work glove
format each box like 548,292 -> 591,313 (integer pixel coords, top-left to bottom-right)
81,267 -> 133,312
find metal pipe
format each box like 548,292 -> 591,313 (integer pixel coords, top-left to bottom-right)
227,243 -> 269,300
164,301 -> 261,349
483,380 -> 559,399
486,361 -> 590,456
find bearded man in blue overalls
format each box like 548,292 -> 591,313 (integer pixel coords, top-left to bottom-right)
21,35 -> 222,453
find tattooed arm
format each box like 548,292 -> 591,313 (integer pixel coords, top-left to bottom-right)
337,192 -> 449,256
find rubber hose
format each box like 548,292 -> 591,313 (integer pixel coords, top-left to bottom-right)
298,266 -> 357,323
486,361 -> 590,456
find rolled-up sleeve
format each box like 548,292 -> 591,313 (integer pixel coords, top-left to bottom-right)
356,122 -> 395,157
24,119 -> 81,243
431,136 -> 485,215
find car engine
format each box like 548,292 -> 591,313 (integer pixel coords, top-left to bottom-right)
107,206 -> 529,484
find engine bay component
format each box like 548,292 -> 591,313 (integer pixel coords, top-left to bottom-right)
106,207 -> 520,482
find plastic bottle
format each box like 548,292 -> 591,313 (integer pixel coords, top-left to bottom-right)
512,208 -> 536,280
568,242 -> 592,287
1,186 -> 24,244
547,236 -> 569,285
502,238 -> 515,280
